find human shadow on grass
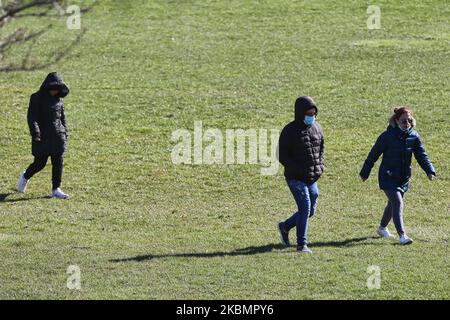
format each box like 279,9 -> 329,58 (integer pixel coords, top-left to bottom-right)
111,237 -> 378,263
309,236 -> 379,248
110,243 -> 288,263
0,192 -> 50,203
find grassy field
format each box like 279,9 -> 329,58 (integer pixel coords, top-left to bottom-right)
0,0 -> 449,299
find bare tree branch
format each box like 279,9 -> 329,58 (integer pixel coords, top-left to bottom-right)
0,0 -> 95,71
0,0 -> 55,24
13,5 -> 53,18
0,28 -> 86,72
0,26 -> 46,51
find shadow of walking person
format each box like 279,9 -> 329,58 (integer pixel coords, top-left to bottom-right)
110,237 -> 380,263
0,192 -> 51,203
110,243 -> 288,263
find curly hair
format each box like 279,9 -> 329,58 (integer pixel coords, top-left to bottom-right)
388,106 -> 416,128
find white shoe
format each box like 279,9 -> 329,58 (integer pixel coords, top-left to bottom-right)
17,171 -> 29,193
52,188 -> 70,200
298,245 -> 313,254
399,234 -> 413,245
377,226 -> 393,238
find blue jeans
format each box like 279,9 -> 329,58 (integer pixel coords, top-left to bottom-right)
283,179 -> 319,246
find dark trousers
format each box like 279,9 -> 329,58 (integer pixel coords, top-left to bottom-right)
24,154 -> 63,190
381,190 -> 405,235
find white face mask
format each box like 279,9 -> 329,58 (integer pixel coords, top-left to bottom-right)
397,119 -> 411,132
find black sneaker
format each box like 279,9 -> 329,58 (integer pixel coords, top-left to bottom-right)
277,222 -> 290,247
297,244 -> 312,254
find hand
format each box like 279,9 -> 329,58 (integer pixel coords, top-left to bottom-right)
360,176 -> 367,182
428,173 -> 435,181
33,137 -> 41,142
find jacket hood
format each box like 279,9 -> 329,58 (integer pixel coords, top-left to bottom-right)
294,96 -> 318,124
388,113 -> 416,128
40,72 -> 70,98
387,124 -> 413,136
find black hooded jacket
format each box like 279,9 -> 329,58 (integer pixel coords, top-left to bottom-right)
28,72 -> 70,156
278,96 -> 324,183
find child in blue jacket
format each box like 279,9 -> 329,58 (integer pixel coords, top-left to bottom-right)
360,107 -> 435,245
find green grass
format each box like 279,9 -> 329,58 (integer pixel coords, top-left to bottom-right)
0,0 -> 449,299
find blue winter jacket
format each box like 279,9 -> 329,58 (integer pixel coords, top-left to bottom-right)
360,125 -> 435,193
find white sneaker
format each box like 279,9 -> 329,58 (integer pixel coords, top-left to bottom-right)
399,234 -> 413,245
52,188 -> 70,200
377,226 -> 393,238
297,245 -> 313,254
17,171 -> 29,193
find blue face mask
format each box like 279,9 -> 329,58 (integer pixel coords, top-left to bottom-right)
304,115 -> 316,126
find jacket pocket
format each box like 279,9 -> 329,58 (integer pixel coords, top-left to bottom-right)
386,167 -> 410,183
385,168 -> 401,179
31,139 -> 44,155
405,166 -> 412,179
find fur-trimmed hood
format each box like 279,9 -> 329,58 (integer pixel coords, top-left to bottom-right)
388,107 -> 416,128
388,114 -> 416,128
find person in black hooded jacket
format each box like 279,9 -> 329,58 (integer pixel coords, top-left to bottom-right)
17,72 -> 70,199
276,96 -> 324,253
